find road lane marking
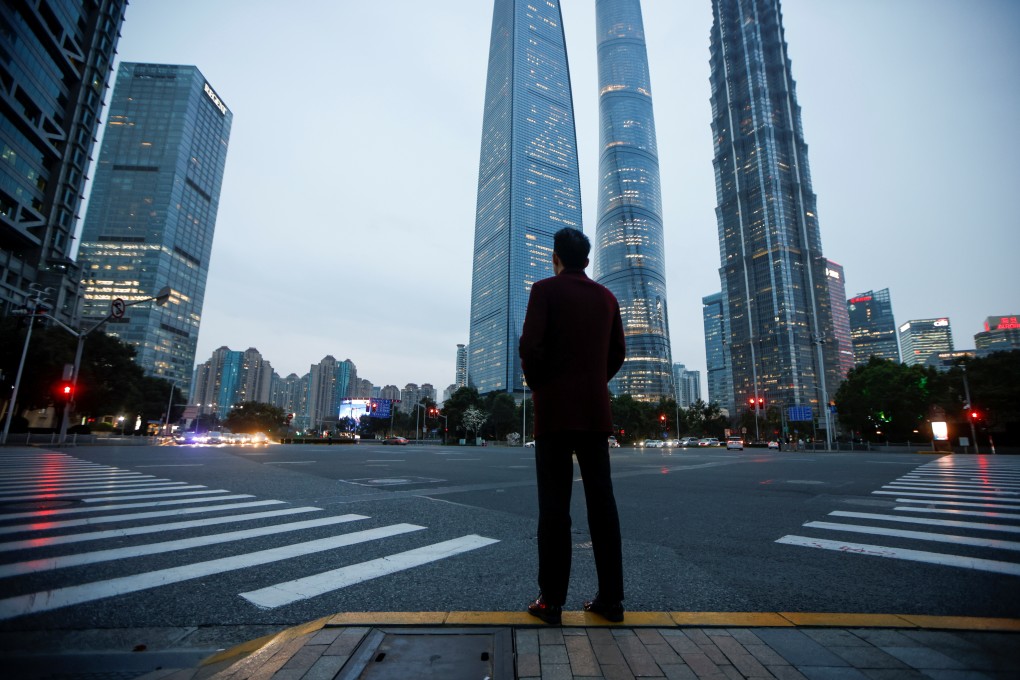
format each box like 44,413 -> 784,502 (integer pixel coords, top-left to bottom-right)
0,513 -> 368,577
802,521 -> 1020,551
0,495 -> 256,521
265,461 -> 315,465
133,464 -> 205,468
887,482 -> 1020,492
240,534 -> 500,609
0,523 -> 426,620
776,535 -> 1020,576
0,479 -> 174,493
0,472 -> 149,485
893,498 -> 1020,510
83,489 -> 229,502
0,499 -> 293,538
0,484 -> 201,502
895,506 -> 1020,520
828,510 -> 1020,533
874,490 -> 1020,501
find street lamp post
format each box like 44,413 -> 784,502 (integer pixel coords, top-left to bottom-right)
55,287 -> 173,445
163,378 -> 181,436
1,286 -> 51,445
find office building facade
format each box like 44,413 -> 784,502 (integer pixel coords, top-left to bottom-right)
975,315 -> 1020,355
1,0 -> 127,324
77,63 -> 232,393
847,288 -> 900,365
593,0 -> 673,400
672,363 -> 702,409
899,318 -> 953,367
468,0 -> 582,395
702,292 -> 734,416
824,261 -> 854,381
709,0 -> 841,420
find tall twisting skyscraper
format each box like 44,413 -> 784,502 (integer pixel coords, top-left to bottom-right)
709,0 -> 841,425
593,0 -> 672,401
468,0 -> 582,395
78,63 -> 232,393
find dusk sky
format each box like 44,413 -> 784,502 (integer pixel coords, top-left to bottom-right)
78,0 -> 1020,395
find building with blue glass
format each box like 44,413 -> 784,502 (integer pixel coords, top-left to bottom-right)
709,0 -> 841,427
702,292 -> 735,416
77,63 -> 232,394
848,288 -> 900,365
593,0 -> 673,401
0,0 -> 127,325
468,0 -> 582,396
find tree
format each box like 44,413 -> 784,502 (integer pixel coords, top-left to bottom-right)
462,406 -> 488,441
223,401 -> 286,434
610,394 -> 651,444
482,391 -> 517,440
442,386 -> 480,441
835,357 -> 935,442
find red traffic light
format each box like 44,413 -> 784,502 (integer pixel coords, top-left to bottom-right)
56,382 -> 73,401
970,410 -> 980,420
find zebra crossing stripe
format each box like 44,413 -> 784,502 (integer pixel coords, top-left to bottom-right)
895,506 -> 1020,520
240,534 -> 500,609
0,513 -> 368,578
0,483 -> 201,502
0,522 -> 425,620
0,507 -> 325,552
0,472 -> 148,486
885,483 -> 1020,494
0,495 -> 256,522
802,521 -> 1020,551
776,535 -> 1020,576
828,510 -> 1020,533
0,479 -> 176,494
874,490 -> 1020,501
83,489 -> 229,502
893,498 -> 1020,510
0,500 -> 285,534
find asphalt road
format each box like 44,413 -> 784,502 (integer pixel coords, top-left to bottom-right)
1,442 -> 1017,638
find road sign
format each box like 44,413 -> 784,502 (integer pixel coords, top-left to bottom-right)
788,406 -> 813,422
111,298 -> 126,319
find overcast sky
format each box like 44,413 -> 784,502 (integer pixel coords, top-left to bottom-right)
80,0 -> 1020,395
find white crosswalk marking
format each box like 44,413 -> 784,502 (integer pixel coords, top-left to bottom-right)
777,456 -> 1020,575
0,451 -> 500,620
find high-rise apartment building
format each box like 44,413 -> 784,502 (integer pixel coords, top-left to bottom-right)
306,356 -> 357,431
709,0 -> 841,423
455,343 -> 467,388
899,318 -> 953,367
77,63 -> 232,393
468,0 -> 581,396
1,1 -> 127,324
824,261 -> 854,381
847,288 -> 900,364
702,292 -> 734,416
191,346 -> 272,415
593,0 -> 673,400
672,364 -> 702,409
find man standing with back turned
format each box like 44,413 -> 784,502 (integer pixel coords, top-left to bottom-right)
519,227 -> 627,624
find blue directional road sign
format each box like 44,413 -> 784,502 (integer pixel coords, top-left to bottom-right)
787,406 -> 813,422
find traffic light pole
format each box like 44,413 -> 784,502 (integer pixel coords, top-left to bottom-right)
1,290 -> 46,446
961,365 -> 979,455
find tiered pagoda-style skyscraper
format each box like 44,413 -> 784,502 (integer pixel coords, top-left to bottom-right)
709,0 -> 842,428
593,0 -> 673,401
468,0 -> 582,395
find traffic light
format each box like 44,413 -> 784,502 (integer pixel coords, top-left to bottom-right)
56,382 -> 73,401
969,410 -> 980,421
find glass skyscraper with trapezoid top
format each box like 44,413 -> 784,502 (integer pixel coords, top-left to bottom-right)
77,63 -> 232,395
468,0 -> 582,396
593,0 -> 673,402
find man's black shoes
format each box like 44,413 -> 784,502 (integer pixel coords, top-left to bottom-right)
583,596 -> 625,622
526,595 -> 562,625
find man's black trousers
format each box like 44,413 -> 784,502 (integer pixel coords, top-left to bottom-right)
534,431 -> 623,606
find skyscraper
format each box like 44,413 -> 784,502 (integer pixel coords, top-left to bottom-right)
824,261 -> 854,381
455,343 -> 467,388
847,288 -> 900,364
709,0 -> 841,426
77,63 -> 232,394
468,0 -> 582,396
672,364 -> 702,409
191,346 -> 272,415
0,1 -> 127,324
899,318 -> 953,367
593,0 -> 673,401
702,292 -> 734,416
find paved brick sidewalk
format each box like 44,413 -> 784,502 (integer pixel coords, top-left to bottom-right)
132,613 -> 1020,679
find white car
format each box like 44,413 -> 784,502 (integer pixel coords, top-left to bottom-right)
726,436 -> 744,451
698,438 -> 720,447
608,436 -> 620,448
642,439 -> 664,448
767,440 -> 780,450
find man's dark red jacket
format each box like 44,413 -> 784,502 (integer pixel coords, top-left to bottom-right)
519,268 -> 626,438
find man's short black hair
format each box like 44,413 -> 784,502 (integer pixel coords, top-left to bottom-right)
553,227 -> 590,269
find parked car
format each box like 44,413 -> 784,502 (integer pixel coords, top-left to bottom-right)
698,438 -> 720,447
726,436 -> 744,451
383,436 -> 409,445
678,437 -> 699,447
